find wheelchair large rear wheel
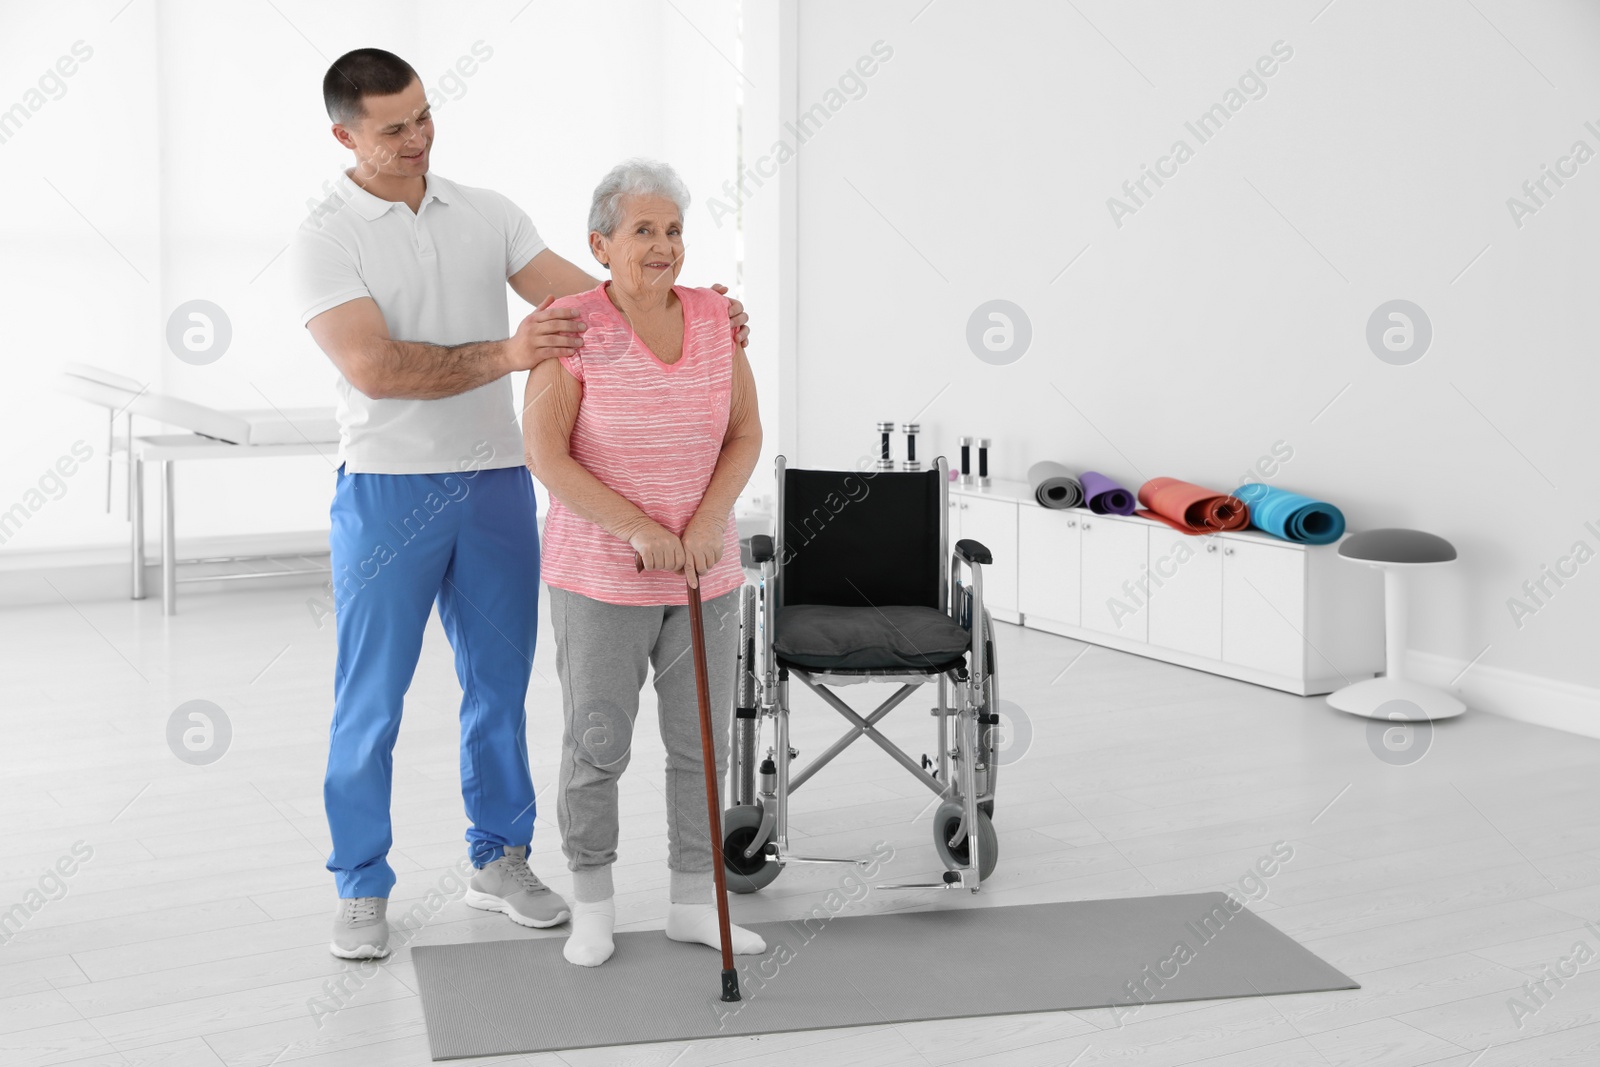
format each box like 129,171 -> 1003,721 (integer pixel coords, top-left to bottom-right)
722,804 -> 781,894
932,800 -> 998,881
979,631 -> 997,819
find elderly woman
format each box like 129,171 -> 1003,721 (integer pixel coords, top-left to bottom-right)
523,159 -> 764,967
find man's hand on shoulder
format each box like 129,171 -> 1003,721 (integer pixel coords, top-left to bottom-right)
709,283 -> 750,348
509,295 -> 589,373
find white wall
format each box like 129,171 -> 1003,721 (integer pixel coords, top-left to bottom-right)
772,0 -> 1600,701
736,0 -> 798,508
0,0 -> 741,557
0,1 -> 163,556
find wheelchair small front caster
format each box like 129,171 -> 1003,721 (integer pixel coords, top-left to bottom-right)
932,800 -> 998,881
721,804 -> 782,894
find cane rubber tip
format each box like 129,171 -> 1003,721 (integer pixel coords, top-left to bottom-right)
721,968 -> 741,1002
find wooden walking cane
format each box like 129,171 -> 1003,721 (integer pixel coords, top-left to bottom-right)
636,552 -> 741,1002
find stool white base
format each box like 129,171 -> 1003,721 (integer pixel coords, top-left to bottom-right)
1326,677 -> 1467,721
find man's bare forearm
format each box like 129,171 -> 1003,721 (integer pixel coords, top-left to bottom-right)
357,337 -> 514,400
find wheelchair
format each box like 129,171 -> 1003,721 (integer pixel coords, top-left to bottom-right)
720,455 -> 1003,893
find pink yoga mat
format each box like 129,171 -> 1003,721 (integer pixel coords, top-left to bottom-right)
1136,477 -> 1250,535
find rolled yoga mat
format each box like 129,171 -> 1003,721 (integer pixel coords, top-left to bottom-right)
1080,470 -> 1135,515
1136,477 -> 1250,535
1028,460 -> 1084,509
1233,483 -> 1346,545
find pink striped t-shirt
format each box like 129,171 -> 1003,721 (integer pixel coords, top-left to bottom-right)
539,282 -> 743,606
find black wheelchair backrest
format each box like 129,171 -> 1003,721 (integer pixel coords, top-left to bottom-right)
779,466 -> 943,609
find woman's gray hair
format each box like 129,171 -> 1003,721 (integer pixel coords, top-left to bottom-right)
587,158 -> 691,236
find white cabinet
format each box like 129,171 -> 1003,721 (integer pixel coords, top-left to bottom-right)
1017,505 -> 1081,626
1077,516 -> 1149,642
1145,534 -> 1307,673
1147,532 -> 1224,659
1221,539 -> 1307,677
944,478 -> 1382,695
949,490 -> 1019,621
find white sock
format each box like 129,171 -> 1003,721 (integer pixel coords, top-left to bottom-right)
562,898 -> 615,967
665,902 -> 766,955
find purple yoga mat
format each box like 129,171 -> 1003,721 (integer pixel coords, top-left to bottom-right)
1081,471 -> 1135,515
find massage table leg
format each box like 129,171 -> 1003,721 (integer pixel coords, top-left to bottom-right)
104,409 -> 114,514
131,458 -> 146,601
123,411 -> 133,522
162,460 -> 176,615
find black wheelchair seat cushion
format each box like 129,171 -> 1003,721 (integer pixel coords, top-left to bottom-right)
773,604 -> 971,671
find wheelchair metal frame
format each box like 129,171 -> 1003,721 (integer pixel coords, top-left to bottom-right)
727,454 -> 1002,893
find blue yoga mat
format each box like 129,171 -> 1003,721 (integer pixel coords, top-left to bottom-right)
1080,470 -> 1135,515
1233,484 -> 1345,545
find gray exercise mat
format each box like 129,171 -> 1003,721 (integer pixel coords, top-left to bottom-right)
411,892 -> 1356,1059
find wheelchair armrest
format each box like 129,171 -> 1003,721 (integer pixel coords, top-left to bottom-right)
955,538 -> 992,566
750,534 -> 775,564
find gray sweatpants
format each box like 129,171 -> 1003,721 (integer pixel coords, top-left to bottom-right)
550,585 -> 741,904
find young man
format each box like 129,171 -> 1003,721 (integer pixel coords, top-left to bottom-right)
290,48 -> 748,959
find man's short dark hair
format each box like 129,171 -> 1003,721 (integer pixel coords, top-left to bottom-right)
323,48 -> 420,125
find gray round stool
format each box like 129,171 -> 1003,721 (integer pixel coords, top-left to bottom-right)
1326,528 -> 1466,721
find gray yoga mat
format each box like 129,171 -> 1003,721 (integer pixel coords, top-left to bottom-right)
411,893 -> 1356,1059
1028,460 -> 1083,509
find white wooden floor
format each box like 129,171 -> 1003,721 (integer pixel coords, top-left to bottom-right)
4,577 -> 1600,1067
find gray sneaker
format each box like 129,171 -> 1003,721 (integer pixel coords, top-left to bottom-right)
464,845 -> 571,928
330,896 -> 390,959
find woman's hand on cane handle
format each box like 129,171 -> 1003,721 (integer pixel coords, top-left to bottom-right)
627,523 -> 687,581
631,547 -> 699,588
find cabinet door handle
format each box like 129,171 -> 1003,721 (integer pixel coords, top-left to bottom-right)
1067,519 -> 1077,528
960,502 -> 968,510
1081,521 -> 1091,530
1224,547 -> 1234,556
1207,543 -> 1217,553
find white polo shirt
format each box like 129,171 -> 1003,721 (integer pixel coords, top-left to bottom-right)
289,170 -> 546,474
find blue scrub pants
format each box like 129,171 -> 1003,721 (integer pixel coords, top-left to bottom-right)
323,464 -> 540,899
